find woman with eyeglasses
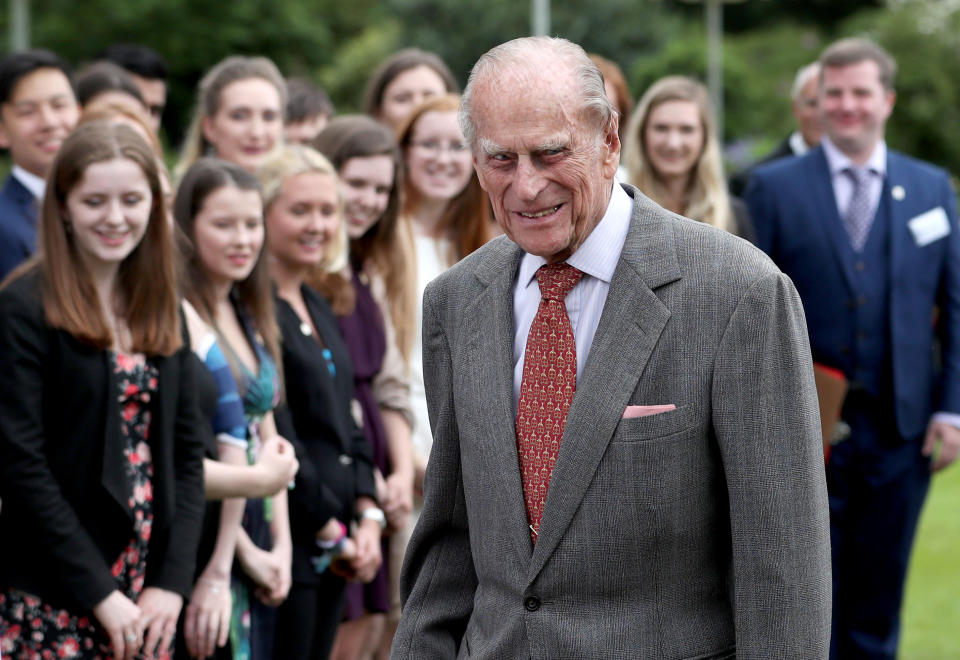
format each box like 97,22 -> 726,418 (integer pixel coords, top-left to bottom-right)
395,93 -> 492,515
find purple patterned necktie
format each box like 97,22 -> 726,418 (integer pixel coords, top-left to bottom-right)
843,166 -> 875,251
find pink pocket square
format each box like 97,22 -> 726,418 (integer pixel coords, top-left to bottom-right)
623,404 -> 676,419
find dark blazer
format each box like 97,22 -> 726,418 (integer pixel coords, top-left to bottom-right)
393,185 -> 831,659
0,174 -> 38,281
729,135 -> 796,197
745,146 -> 960,440
273,284 -> 376,584
0,270 -> 206,612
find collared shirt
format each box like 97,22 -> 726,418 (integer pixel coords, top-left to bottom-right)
788,131 -> 812,157
821,136 -> 887,220
512,183 -> 633,410
11,165 -> 45,200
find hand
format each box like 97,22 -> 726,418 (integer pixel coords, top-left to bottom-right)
923,419 -> 960,471
137,587 -> 183,659
254,435 -> 299,496
350,519 -> 383,584
92,590 -> 143,660
237,543 -> 282,595
413,457 -> 427,498
253,546 -> 291,607
382,471 -> 414,533
183,575 -> 231,659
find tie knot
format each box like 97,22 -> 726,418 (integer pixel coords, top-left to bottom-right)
535,263 -> 583,301
844,166 -> 872,187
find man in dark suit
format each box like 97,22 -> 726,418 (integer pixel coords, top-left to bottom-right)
730,61 -> 822,196
392,36 -> 831,659
0,49 -> 79,281
746,38 -> 960,660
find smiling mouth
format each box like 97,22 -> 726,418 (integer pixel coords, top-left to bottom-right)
519,205 -> 562,219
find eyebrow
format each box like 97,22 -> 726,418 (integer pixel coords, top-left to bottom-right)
477,137 -> 568,157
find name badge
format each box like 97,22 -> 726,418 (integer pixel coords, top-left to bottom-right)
908,206 -> 951,247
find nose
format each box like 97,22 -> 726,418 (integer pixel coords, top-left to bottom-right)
249,114 -> 266,139
37,102 -> 57,129
666,129 -> 682,149
106,198 -> 125,225
514,156 -> 547,202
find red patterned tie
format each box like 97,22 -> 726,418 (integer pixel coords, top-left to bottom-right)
516,262 -> 583,543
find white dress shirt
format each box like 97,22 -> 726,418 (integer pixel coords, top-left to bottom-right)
512,183 -> 633,410
821,136 -> 887,220
11,165 -> 45,200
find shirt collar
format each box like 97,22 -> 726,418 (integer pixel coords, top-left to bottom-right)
11,165 -> 45,199
821,135 -> 887,178
788,131 -> 811,156
517,182 -> 632,289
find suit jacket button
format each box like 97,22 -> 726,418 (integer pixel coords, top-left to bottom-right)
524,596 -> 541,612
339,454 -> 353,466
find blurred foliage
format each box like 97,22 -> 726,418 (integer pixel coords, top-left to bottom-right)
0,0 -> 958,175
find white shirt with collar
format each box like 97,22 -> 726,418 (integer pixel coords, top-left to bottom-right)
11,165 -> 45,200
512,182 -> 632,411
821,135 -> 887,220
788,131 -> 812,157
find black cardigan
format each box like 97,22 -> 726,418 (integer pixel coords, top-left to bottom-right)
0,270 -> 206,612
273,284 -> 376,584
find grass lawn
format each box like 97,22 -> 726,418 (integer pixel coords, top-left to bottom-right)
900,462 -> 960,658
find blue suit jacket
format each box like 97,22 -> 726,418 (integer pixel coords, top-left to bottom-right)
745,146 -> 960,440
0,173 -> 38,281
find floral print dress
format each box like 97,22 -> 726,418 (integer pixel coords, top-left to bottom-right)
0,352 -> 164,660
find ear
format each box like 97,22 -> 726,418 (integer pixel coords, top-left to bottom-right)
600,116 -> 621,179
201,115 -> 216,146
0,117 -> 10,150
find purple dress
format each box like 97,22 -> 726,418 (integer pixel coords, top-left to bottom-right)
338,270 -> 391,618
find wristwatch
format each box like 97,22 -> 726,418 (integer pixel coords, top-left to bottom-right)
360,507 -> 387,530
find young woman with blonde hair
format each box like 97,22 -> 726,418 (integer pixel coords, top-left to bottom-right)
623,75 -> 753,239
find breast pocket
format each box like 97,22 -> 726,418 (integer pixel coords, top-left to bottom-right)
612,403 -> 699,442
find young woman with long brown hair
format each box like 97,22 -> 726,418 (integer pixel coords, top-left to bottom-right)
0,121 -> 205,660
312,115 -> 415,660
396,93 -> 492,498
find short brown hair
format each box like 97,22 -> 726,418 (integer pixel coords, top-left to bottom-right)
819,38 -> 896,90
40,121 -> 180,355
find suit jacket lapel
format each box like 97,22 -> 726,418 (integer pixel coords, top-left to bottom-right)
885,152 -> 908,283
462,239 -> 534,563
527,190 -> 679,581
809,149 -> 857,292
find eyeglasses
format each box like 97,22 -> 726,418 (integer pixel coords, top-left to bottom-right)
409,139 -> 469,157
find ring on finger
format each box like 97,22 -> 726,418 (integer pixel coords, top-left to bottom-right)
125,632 -> 138,642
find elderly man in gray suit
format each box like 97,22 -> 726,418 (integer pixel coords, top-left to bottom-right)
392,36 -> 831,659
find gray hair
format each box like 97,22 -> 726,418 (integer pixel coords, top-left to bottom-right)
459,36 -> 615,147
791,62 -> 820,101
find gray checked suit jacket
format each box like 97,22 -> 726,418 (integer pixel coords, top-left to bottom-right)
392,185 -> 831,659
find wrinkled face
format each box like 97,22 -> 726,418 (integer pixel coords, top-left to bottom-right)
793,75 -> 822,148
643,99 -> 703,183
0,67 -> 80,177
820,60 -> 894,161
284,114 -> 328,145
203,78 -> 283,173
130,74 -> 166,132
340,155 -> 394,239
405,110 -> 473,202
472,76 -> 619,264
266,171 -> 340,269
379,65 -> 447,130
66,157 -> 152,273
192,185 -> 264,288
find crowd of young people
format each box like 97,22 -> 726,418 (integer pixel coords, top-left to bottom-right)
0,42 -> 747,660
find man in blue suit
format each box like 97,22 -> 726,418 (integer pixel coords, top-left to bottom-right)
746,38 -> 960,660
0,50 -> 79,280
